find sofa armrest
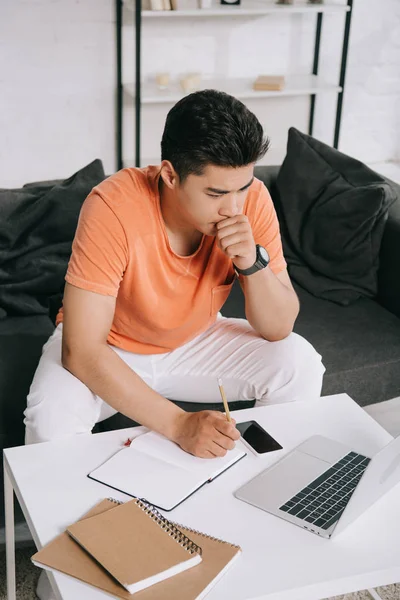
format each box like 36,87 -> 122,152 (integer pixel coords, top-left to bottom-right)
377,186 -> 400,318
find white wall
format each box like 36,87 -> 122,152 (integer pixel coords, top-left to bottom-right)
0,0 -> 115,187
1,0 -> 399,187
335,0 -> 400,165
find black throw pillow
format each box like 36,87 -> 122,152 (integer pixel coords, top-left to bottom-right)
276,128 -> 397,305
0,159 -> 106,318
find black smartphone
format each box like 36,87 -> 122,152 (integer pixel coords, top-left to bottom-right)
236,420 -> 283,454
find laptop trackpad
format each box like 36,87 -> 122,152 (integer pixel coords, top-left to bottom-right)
236,451 -> 330,511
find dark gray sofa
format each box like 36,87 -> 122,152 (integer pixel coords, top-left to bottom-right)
232,166 -> 400,406
1,164 -> 400,456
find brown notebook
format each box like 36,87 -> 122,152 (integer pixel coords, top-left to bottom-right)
32,498 -> 241,599
66,499 -> 202,593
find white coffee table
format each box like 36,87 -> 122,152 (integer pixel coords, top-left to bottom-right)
4,393 -> 400,600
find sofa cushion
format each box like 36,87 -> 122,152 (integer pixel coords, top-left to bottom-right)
23,179 -> 64,189
377,186 -> 400,319
222,279 -> 400,406
276,128 -> 397,306
0,159 -> 106,319
293,283 -> 400,406
254,165 -> 280,202
0,316 -> 54,447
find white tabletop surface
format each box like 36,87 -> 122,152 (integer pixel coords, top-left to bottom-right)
4,393 -> 400,600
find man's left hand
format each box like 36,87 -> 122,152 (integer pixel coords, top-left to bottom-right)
216,215 -> 256,271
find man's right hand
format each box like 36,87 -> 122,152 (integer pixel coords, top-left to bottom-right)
172,410 -> 240,458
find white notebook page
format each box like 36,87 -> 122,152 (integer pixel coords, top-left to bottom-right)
89,432 -> 246,510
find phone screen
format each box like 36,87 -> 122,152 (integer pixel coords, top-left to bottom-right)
236,420 -> 283,454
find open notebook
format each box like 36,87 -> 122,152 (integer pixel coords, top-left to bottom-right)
32,498 -> 242,600
88,431 -> 246,510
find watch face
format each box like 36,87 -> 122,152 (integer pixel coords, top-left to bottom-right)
259,246 -> 270,263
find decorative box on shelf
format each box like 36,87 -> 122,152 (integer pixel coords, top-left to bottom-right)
253,75 -> 285,91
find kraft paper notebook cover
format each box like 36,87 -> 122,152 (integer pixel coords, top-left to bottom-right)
32,498 -> 242,600
67,499 -> 202,593
88,430 -> 247,511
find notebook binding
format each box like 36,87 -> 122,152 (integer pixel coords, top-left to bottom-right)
170,521 -> 241,549
107,498 -> 239,550
136,498 -> 202,556
107,498 -> 123,505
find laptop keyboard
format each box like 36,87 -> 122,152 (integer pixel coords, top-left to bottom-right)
279,451 -> 371,530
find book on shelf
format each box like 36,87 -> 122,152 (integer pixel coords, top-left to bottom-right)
170,0 -> 199,9
253,75 -> 286,91
145,0 -> 167,10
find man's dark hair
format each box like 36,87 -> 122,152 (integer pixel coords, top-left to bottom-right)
161,89 -> 270,182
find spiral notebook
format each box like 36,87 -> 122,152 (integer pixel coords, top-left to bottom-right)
88,430 -> 247,511
67,498 -> 202,593
32,498 -> 241,599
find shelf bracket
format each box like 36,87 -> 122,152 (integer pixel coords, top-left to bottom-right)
308,10 -> 323,136
116,0 -> 123,170
135,0 -> 142,167
334,0 -> 353,148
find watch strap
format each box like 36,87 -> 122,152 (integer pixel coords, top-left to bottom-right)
235,245 -> 270,276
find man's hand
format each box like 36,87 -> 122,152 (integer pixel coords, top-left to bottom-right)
216,215 -> 256,271
172,411 -> 240,458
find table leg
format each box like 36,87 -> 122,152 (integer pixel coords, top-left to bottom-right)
4,461 -> 16,600
368,589 -> 383,600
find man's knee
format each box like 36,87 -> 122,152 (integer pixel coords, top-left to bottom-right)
23,325 -> 109,444
258,332 -> 323,375
256,333 -> 325,404
24,397 -> 94,444
282,333 -> 324,375
24,378 -> 100,445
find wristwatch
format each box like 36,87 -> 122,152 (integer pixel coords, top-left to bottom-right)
235,244 -> 270,276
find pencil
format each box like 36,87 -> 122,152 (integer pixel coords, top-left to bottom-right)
218,378 -> 232,423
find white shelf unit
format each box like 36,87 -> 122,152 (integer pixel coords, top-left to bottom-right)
125,75 -> 342,105
125,0 -> 350,18
116,0 -> 354,168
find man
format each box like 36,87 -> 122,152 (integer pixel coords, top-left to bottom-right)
24,90 -> 325,458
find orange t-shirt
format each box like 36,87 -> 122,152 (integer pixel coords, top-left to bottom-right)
56,166 -> 287,354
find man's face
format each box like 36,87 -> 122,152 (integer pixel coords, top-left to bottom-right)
174,163 -> 255,236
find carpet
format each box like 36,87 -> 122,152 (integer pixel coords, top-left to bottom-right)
0,546 -> 399,599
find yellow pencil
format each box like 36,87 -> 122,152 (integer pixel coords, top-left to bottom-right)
218,378 -> 232,423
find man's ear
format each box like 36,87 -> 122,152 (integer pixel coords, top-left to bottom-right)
159,161 -> 179,190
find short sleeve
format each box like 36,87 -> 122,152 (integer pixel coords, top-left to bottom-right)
248,182 -> 287,275
65,191 -> 128,297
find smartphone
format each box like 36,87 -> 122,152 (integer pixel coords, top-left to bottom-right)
236,420 -> 283,454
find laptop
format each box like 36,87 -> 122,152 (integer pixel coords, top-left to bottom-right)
234,434 -> 400,538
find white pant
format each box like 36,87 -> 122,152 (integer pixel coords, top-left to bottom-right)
24,316 -> 325,445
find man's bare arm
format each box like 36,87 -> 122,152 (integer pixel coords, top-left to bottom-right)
61,283 -> 239,457
215,213 -> 299,342
240,268 -> 299,342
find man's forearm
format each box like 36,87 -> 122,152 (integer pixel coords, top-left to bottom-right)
240,267 -> 299,341
63,345 -> 184,440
